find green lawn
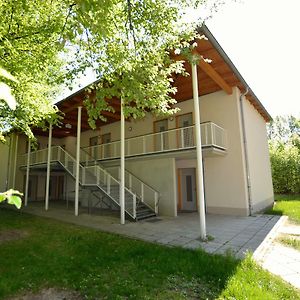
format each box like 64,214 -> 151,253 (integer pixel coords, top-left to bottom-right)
0,208 -> 299,299
278,235 -> 300,251
266,194 -> 300,223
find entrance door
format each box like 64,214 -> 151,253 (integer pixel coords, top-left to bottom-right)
180,168 -> 197,211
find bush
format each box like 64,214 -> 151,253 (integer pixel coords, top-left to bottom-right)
270,143 -> 300,194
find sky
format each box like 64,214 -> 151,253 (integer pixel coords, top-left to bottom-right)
60,0 -> 300,118
196,0 -> 300,117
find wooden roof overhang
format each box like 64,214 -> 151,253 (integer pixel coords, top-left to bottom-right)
34,25 -> 271,138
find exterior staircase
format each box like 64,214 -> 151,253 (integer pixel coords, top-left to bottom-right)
23,146 -> 159,221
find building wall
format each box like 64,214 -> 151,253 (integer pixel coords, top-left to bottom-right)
175,88 -> 249,215
125,157 -> 177,217
9,87 -> 273,217
242,95 -> 274,212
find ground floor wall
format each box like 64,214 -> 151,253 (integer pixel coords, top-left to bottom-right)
125,157 -> 178,217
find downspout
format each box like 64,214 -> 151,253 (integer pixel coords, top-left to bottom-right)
239,87 -> 253,215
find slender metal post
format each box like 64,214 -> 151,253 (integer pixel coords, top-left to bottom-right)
129,174 -> 132,190
191,60 -> 206,240
45,124 -> 52,211
24,139 -> 31,206
133,194 -> 136,219
75,106 -> 82,216
142,136 -> 146,153
154,192 -> 159,214
141,183 -> 144,203
12,134 -> 19,188
120,98 -> 125,224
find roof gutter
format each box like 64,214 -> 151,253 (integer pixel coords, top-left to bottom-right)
199,25 -> 272,122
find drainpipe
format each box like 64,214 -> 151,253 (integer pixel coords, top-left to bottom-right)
239,87 -> 253,215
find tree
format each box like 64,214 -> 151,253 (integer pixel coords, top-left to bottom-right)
1,0 -> 221,139
268,115 -> 300,194
0,0 -> 76,141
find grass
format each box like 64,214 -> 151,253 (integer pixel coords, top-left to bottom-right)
265,194 -> 300,223
278,235 -> 300,251
0,208 -> 299,299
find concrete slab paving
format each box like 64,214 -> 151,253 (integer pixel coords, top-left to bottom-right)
17,202 -> 282,261
254,216 -> 300,290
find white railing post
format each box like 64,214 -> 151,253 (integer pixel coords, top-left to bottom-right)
24,139 -> 31,206
181,128 -> 185,148
85,152 -> 88,166
133,194 -> 136,219
129,174 -> 132,190
82,167 -> 86,185
143,136 -> 146,153
114,143 -> 117,158
154,192 -> 159,214
57,146 -> 61,162
64,152 -> 68,169
96,168 -> 100,185
160,132 -> 164,151
205,124 -> 208,145
127,140 -> 130,156
45,123 -> 52,211
141,183 -> 144,203
211,122 -> 215,146
107,175 -> 111,195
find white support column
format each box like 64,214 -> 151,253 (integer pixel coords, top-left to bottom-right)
24,139 -> 31,206
75,106 -> 82,216
45,124 -> 52,211
12,133 -> 19,188
191,61 -> 207,240
120,98 -> 125,224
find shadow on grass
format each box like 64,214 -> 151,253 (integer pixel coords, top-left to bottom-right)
0,208 -> 299,299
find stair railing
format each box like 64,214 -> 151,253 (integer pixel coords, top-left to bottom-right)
20,146 -> 137,219
105,166 -> 159,214
80,148 -> 160,214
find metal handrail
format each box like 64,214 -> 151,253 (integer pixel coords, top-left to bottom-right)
19,145 -> 138,219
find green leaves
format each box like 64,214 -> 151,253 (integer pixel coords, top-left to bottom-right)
0,0 -> 72,140
0,189 -> 23,209
69,0 -> 204,124
268,115 -> 300,194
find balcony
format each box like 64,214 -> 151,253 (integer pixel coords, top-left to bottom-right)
82,122 -> 227,161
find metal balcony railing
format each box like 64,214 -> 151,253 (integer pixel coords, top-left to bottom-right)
82,122 -> 227,160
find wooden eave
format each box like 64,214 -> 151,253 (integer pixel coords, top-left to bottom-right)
34,26 -> 271,138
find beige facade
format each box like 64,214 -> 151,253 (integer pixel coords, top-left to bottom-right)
1,87 -> 274,218
242,95 -> 274,212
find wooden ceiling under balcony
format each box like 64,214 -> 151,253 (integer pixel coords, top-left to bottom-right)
33,31 -> 271,138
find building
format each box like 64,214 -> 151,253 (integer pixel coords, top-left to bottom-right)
0,26 -> 274,238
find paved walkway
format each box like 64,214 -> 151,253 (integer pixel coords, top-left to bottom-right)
20,203 -> 281,258
254,218 -> 300,289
